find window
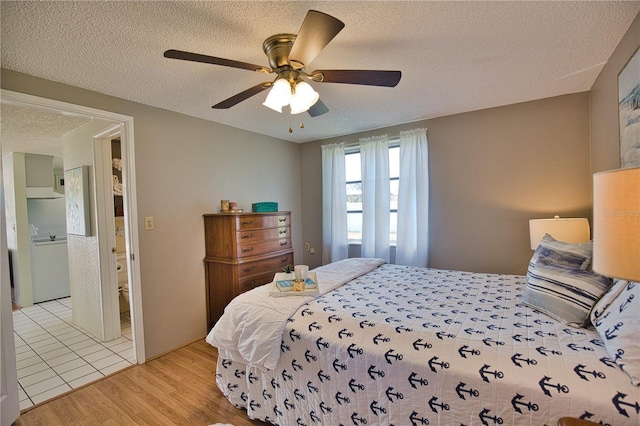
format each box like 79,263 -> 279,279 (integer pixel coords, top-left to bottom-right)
346,143 -> 400,243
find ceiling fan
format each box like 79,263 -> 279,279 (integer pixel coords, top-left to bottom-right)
164,10 -> 401,118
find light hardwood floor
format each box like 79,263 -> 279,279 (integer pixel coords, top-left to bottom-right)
14,339 -> 268,426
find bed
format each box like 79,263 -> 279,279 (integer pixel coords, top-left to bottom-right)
206,257 -> 640,426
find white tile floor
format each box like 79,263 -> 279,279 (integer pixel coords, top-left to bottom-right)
13,297 -> 134,410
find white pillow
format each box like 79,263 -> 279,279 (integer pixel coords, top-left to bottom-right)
591,280 -> 640,386
591,279 -> 628,321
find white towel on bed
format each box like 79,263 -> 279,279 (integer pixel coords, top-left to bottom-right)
206,257 -> 385,370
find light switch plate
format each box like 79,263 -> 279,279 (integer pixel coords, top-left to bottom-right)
144,216 -> 154,230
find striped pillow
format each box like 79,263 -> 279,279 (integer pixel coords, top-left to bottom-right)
523,236 -> 612,327
530,233 -> 592,270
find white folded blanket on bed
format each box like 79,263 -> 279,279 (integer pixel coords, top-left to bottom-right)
206,257 -> 385,370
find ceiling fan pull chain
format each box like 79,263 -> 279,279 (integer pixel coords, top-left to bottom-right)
289,115 -> 293,133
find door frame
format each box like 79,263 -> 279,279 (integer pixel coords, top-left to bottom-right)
1,150 -> 20,426
1,89 -> 146,364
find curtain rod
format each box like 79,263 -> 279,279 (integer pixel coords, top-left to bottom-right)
327,136 -> 401,149
323,127 -> 426,148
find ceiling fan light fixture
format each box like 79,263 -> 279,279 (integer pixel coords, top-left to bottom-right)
262,78 -> 292,112
289,81 -> 319,114
166,10 -> 401,118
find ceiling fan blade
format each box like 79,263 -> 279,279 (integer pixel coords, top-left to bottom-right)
212,83 -> 269,109
289,10 -> 345,68
308,99 -> 329,117
312,70 -> 401,87
164,49 -> 269,73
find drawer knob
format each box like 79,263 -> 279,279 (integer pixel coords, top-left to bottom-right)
279,217 -> 286,223
243,266 -> 255,273
244,280 -> 256,287
279,229 -> 287,235
241,234 -> 253,239
281,258 -> 289,263
280,241 -> 288,246
242,247 -> 254,253
241,220 -> 253,225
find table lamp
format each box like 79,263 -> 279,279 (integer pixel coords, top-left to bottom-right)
529,216 -> 590,250
592,167 -> 640,281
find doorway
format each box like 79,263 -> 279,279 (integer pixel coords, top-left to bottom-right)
1,89 -> 144,413
111,138 -> 132,328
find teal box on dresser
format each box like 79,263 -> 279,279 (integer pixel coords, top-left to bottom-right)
252,202 -> 278,212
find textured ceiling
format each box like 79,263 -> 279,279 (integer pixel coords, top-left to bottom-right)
1,1 -> 639,147
0,103 -> 91,167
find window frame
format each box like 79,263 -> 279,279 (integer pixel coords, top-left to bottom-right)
345,140 -> 400,244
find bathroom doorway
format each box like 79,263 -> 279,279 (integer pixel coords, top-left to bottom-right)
91,127 -> 135,343
111,138 -> 132,327
1,89 -> 144,410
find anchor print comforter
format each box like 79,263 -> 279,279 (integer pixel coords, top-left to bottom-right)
211,262 -> 640,425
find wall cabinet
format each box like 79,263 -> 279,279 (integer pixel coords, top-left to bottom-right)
203,211 -> 293,329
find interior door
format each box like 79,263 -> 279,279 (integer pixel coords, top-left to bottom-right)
1,156 -> 20,425
93,127 -> 121,342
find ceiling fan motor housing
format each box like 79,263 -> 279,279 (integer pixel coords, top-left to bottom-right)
263,34 -> 300,71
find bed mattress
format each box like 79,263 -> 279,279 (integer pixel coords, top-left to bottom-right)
210,262 -> 640,425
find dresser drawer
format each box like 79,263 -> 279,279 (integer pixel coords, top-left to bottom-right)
237,252 -> 294,278
238,226 -> 290,243
236,214 -> 290,231
238,271 -> 277,292
237,238 -> 291,258
203,211 -> 292,329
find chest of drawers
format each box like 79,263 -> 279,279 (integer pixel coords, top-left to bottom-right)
203,212 -> 293,329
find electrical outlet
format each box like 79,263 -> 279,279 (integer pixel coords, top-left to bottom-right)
144,216 -> 154,230
310,247 -> 315,254
304,243 -> 310,252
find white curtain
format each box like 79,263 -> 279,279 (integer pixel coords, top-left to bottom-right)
322,143 -> 348,264
396,128 -> 429,267
360,135 -> 390,262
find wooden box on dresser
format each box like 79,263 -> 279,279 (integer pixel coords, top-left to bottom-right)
203,211 -> 293,329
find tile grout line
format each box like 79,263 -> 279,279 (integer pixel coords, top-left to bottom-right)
15,302 -> 107,399
13,308 -> 61,406
13,298 -> 134,407
15,307 -> 131,401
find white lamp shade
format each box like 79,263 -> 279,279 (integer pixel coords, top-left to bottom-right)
529,216 -> 590,250
289,81 -> 319,114
263,78 -> 292,112
593,167 -> 640,281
